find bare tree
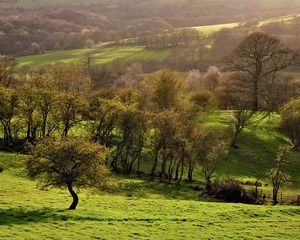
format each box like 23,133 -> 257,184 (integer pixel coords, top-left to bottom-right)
230,110 -> 256,148
225,32 -> 298,111
192,129 -> 228,189
204,66 -> 220,93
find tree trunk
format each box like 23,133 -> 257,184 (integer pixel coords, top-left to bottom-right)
178,158 -> 184,184
161,150 -> 167,182
273,188 -> 279,205
253,79 -> 259,111
151,149 -> 159,179
188,160 -> 194,183
67,182 -> 78,210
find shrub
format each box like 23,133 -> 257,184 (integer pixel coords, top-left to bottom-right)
190,90 -> 218,111
203,179 -> 262,204
0,166 -> 3,172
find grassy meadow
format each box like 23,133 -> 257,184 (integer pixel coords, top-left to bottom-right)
0,112 -> 300,239
17,46 -> 171,69
1,148 -> 300,239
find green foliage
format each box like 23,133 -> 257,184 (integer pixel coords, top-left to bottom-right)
190,90 -> 218,112
199,111 -> 300,189
230,110 -> 256,147
280,98 -> 300,150
267,146 -> 291,204
192,129 -> 228,185
26,138 -> 109,209
0,86 -> 19,147
27,138 -> 108,188
151,70 -> 185,111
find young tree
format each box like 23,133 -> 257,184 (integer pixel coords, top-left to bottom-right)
47,63 -> 91,96
31,75 -> 59,138
192,129 -> 228,189
19,86 -> 39,141
151,70 -> 185,111
113,62 -> 143,88
280,99 -> 300,150
36,89 -> 58,138
230,110 -> 256,148
0,57 -> 16,86
185,69 -> 203,91
0,87 -> 18,148
56,93 -> 85,138
150,110 -> 181,181
203,66 -> 220,93
190,91 -> 218,112
267,146 -> 291,204
26,138 -> 109,210
88,97 -> 122,148
111,105 -> 147,173
225,32 -> 297,110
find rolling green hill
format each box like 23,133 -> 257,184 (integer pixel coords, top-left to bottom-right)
201,112 -> 300,191
1,114 -> 300,239
16,13 -> 300,69
17,46 -> 172,69
0,112 -> 300,239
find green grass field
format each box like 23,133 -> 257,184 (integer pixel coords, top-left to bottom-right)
17,46 -> 171,69
0,112 -> 300,239
198,112 -> 300,188
0,151 -> 300,239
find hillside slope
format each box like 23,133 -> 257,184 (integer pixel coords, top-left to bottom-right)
0,149 -> 300,239
16,13 -> 300,69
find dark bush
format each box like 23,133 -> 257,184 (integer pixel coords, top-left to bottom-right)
203,179 -> 263,204
218,180 -> 246,202
0,166 -> 3,172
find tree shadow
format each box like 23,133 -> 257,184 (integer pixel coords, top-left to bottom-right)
107,176 -> 202,200
0,208 -> 68,225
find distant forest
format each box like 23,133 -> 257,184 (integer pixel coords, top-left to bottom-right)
2,0 -> 300,56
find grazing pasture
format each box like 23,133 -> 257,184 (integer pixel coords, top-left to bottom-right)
0,151 -> 300,240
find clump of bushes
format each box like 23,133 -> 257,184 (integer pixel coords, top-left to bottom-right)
202,179 -> 265,204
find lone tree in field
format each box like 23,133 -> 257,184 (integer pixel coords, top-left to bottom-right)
26,138 -> 108,210
225,32 -> 297,111
267,146 -> 291,204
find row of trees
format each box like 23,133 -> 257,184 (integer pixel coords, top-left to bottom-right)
134,29 -> 205,49
0,63 -> 228,188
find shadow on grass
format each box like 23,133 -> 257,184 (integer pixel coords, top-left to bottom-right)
0,208 -> 70,225
0,208 -> 110,225
0,207 -> 192,225
106,175 -> 203,200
